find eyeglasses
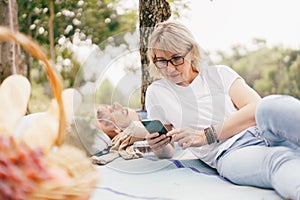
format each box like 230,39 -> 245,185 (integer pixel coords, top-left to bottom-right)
154,51 -> 190,69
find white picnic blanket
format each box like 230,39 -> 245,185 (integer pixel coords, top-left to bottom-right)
14,115 -> 282,199
90,147 -> 282,200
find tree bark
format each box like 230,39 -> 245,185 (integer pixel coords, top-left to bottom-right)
139,0 -> 171,109
0,0 -> 23,83
48,0 -> 55,62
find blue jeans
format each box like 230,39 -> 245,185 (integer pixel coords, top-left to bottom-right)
217,95 -> 300,199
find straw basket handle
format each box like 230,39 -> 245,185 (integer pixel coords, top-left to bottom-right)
0,26 -> 66,146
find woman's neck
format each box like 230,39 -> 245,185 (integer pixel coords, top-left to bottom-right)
177,71 -> 199,86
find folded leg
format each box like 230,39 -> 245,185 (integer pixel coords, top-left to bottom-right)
256,95 -> 300,149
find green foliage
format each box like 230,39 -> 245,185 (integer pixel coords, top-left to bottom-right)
18,0 -> 50,43
18,0 -> 137,47
28,81 -> 51,113
96,78 -> 124,105
17,0 -> 138,112
55,45 -> 81,88
17,0 -> 188,112
168,0 -> 190,19
17,0 -> 137,82
127,88 -> 142,109
217,42 -> 300,98
95,78 -> 142,109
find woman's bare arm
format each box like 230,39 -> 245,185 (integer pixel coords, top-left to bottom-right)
215,78 -> 261,140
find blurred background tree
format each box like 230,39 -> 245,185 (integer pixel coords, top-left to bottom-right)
18,0 -> 137,86
0,0 -> 24,83
216,39 -> 300,98
139,0 -> 171,109
17,0 -> 138,111
15,0 -> 190,112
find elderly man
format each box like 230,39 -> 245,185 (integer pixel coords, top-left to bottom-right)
96,102 -> 146,139
93,103 -> 148,164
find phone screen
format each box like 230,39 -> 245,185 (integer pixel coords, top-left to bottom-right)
141,120 -> 168,135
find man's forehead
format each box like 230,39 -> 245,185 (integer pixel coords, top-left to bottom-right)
99,104 -> 111,109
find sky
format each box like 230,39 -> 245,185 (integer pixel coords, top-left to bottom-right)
178,0 -> 300,53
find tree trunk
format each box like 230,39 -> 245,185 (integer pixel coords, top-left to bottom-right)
139,0 -> 171,109
48,0 -> 55,62
0,0 -> 23,83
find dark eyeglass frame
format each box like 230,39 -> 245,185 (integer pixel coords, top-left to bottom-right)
154,51 -> 190,69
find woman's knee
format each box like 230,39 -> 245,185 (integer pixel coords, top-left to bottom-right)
255,95 -> 297,127
256,95 -> 282,116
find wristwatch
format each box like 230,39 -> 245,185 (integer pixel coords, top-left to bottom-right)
204,125 -> 219,145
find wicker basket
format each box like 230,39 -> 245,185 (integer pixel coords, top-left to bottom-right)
0,26 -> 100,200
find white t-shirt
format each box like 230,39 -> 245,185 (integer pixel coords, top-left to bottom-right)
145,65 -> 249,168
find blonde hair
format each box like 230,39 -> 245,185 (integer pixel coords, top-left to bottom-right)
147,21 -> 202,78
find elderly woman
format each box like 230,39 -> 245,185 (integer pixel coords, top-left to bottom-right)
145,20 -> 300,199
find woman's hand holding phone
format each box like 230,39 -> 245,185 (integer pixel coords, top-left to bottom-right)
142,120 -> 171,151
146,131 -> 171,151
167,128 -> 206,149
141,120 -> 168,135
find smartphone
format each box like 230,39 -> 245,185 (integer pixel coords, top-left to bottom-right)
141,119 -> 168,135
